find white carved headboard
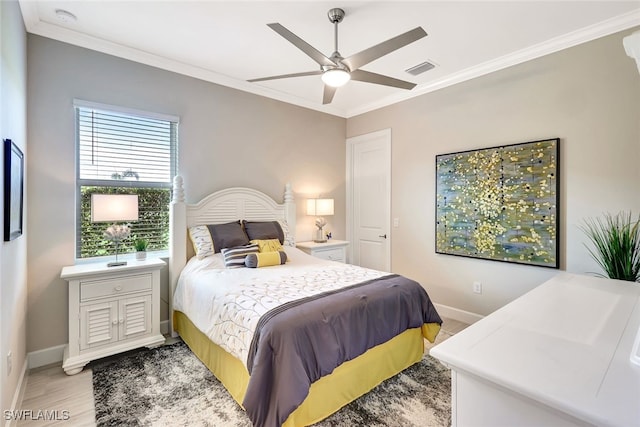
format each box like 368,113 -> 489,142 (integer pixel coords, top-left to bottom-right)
169,176 -> 296,334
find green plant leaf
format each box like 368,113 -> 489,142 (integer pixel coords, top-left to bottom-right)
580,212 -> 640,282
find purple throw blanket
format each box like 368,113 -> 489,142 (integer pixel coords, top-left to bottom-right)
242,274 -> 442,427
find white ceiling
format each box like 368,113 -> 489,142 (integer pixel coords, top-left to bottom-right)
18,1 -> 640,118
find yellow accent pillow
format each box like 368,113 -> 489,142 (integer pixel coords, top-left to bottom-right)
245,251 -> 287,268
250,239 -> 283,253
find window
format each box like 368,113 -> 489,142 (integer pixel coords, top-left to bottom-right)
75,100 -> 178,259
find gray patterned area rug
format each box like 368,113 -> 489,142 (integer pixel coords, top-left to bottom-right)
92,341 -> 451,427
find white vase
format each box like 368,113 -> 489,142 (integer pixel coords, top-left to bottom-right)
136,251 -> 147,261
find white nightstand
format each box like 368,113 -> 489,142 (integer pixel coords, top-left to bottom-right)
296,240 -> 349,263
61,258 -> 166,375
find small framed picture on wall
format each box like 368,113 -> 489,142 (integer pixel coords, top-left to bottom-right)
4,139 -> 24,241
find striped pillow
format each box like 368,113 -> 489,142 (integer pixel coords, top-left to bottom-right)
221,243 -> 259,268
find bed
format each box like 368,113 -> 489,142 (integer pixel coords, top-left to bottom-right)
168,176 -> 442,427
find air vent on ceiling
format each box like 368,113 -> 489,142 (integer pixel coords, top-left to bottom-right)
405,61 -> 436,76
55,9 -> 77,24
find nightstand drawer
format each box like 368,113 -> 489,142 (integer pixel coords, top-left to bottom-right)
313,247 -> 346,263
80,274 -> 152,301
296,240 -> 349,263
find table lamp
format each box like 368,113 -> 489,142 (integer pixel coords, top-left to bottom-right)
306,198 -> 334,243
91,194 -> 139,267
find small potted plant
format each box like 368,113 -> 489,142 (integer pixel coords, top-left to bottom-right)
134,238 -> 149,261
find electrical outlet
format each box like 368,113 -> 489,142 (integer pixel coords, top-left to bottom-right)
7,351 -> 12,376
393,218 -> 399,227
473,281 -> 482,294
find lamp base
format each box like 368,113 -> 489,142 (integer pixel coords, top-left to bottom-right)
107,261 -> 127,267
313,228 -> 327,243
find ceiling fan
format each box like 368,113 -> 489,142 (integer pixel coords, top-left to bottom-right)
248,8 -> 427,105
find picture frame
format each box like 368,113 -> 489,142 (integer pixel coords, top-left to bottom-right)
4,139 -> 24,241
436,138 -> 560,268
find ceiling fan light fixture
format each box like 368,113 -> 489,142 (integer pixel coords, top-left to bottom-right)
321,68 -> 350,87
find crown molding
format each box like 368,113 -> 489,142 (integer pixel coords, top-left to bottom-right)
19,3 -> 346,117
19,3 -> 640,119
347,9 -> 640,117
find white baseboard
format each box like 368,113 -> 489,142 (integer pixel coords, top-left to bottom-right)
434,303 -> 484,325
28,322 -> 170,370
5,358 -> 28,427
27,344 -> 65,370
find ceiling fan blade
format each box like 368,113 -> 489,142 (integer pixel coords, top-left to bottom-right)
342,27 -> 427,71
248,70 -> 323,83
350,69 -> 417,90
323,85 -> 337,104
267,23 -> 337,67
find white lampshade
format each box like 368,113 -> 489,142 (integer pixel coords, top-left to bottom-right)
306,198 -> 334,216
91,194 -> 139,222
321,69 -> 350,88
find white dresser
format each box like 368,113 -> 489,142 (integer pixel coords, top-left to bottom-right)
61,258 -> 166,375
296,240 -> 349,263
431,273 -> 640,427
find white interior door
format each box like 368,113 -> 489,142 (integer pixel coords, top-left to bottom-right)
347,129 -> 391,271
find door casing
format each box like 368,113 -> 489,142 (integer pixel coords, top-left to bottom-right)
346,128 -> 391,270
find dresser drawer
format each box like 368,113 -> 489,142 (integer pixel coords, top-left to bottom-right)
313,247 -> 346,263
80,274 -> 152,301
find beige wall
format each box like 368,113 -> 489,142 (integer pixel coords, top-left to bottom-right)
1,0 -> 28,412
347,28 -> 640,316
26,35 -> 346,353
24,26 -> 640,353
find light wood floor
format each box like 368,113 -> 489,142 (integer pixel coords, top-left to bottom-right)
17,317 -> 468,426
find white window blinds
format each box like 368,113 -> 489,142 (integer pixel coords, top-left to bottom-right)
77,104 -> 177,184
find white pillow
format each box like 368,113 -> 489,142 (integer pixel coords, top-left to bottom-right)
188,225 -> 214,259
277,219 -> 296,247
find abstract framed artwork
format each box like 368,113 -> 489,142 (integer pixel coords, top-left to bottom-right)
436,138 -> 559,268
4,139 -> 24,241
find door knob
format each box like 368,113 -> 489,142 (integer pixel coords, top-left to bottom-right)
379,234 -> 387,239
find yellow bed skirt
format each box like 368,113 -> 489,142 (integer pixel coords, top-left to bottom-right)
174,311 -> 440,427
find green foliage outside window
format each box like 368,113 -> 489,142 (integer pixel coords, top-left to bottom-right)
79,186 -> 171,258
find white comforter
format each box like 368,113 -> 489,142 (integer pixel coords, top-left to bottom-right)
173,247 -> 386,369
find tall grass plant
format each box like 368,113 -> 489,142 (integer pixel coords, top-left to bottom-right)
581,212 -> 640,282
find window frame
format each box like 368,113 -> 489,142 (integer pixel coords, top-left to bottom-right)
74,99 -> 179,260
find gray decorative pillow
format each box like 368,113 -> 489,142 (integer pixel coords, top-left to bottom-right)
221,244 -> 259,268
207,221 -> 249,253
243,220 -> 285,244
